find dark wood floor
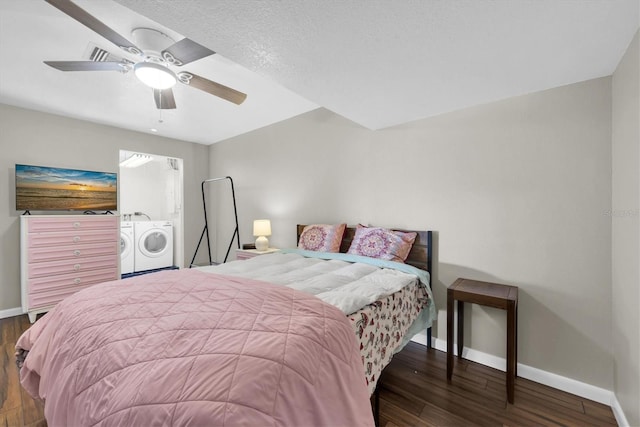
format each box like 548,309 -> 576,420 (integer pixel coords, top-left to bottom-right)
378,342 -> 617,427
0,315 -> 45,427
1,315 -> 617,426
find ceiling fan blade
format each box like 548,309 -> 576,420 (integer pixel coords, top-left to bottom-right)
178,72 -> 247,105
153,88 -> 177,109
45,0 -> 142,56
162,38 -> 215,66
44,60 -> 127,72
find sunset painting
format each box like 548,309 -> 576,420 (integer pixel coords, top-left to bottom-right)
16,164 -> 117,211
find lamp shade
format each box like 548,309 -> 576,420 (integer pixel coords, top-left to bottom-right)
253,219 -> 271,237
134,62 -> 177,89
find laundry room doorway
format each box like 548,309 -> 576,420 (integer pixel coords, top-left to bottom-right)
119,150 -> 184,269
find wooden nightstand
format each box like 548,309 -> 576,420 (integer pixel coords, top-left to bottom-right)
235,248 -> 279,260
447,277 -> 519,404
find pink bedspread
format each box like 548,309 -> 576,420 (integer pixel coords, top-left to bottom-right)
16,269 -> 374,426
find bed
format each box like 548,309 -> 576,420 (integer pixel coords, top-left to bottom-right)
15,224 -> 435,426
207,225 -> 435,393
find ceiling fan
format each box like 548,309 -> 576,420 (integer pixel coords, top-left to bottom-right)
43,0 -> 247,109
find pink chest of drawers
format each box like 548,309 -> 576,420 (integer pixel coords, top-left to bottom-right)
21,215 -> 120,323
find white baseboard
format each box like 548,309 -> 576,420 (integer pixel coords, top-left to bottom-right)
0,307 -> 23,319
409,332 -> 429,347
410,334 -> 616,407
611,395 -> 630,427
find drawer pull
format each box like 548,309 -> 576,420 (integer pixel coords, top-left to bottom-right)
73,278 -> 81,284
73,222 -> 81,229
73,250 -> 81,257
74,264 -> 81,271
73,236 -> 81,243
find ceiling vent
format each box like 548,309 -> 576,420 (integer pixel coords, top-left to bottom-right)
83,43 -> 120,62
90,46 -> 109,62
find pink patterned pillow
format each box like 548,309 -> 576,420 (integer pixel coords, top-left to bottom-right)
298,224 -> 346,252
346,225 -> 417,263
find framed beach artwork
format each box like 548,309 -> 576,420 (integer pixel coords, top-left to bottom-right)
15,164 -> 117,212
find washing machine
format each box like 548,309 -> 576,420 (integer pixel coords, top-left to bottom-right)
134,221 -> 174,272
120,221 -> 135,275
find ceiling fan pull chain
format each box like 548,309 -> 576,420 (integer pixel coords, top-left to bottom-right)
158,90 -> 163,123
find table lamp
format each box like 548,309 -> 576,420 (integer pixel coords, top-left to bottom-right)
253,219 -> 271,251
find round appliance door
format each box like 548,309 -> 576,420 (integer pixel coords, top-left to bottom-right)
121,232 -> 133,260
138,229 -> 169,258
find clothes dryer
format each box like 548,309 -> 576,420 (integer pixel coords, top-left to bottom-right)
133,221 -> 174,272
120,221 -> 134,275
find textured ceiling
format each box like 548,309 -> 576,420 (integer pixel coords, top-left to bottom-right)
1,1 -> 638,145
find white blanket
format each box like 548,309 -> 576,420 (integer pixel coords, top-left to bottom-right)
198,252 -> 420,315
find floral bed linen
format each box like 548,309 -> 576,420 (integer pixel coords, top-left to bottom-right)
349,280 -> 429,393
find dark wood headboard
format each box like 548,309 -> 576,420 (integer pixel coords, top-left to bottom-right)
296,225 -> 432,274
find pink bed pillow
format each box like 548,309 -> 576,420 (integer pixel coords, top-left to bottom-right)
298,223 -> 347,253
346,225 -> 417,263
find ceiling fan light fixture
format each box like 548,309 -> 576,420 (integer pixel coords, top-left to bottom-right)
134,62 -> 177,89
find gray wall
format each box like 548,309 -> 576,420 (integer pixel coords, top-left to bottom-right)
0,104 -> 210,312
611,30 -> 639,427
209,77 -> 614,390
